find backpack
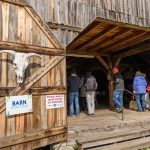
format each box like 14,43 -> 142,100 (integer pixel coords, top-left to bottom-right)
86,77 -> 97,91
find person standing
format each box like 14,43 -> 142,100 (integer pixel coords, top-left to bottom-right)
133,71 -> 147,112
85,71 -> 97,116
67,68 -> 80,116
112,67 -> 124,112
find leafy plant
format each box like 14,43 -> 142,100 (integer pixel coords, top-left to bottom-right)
73,144 -> 78,150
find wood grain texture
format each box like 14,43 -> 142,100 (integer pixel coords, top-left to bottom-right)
26,0 -> 150,47
0,1 -> 2,40
0,1 -> 67,149
67,17 -> 150,58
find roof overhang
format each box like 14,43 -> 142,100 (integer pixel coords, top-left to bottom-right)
67,17 -> 150,58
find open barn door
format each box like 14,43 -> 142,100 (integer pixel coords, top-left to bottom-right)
0,0 -> 66,149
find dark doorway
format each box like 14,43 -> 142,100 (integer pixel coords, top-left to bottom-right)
66,56 -> 109,113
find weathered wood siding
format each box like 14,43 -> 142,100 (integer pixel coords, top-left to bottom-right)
26,0 -> 150,46
0,1 -> 67,149
0,0 -> 66,88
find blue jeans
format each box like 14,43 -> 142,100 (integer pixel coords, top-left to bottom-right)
135,94 -> 146,112
69,92 -> 80,116
113,90 -> 123,109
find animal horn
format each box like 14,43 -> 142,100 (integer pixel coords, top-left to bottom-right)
0,50 -> 15,56
25,53 -> 42,59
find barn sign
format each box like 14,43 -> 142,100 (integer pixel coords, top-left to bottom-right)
6,95 -> 33,116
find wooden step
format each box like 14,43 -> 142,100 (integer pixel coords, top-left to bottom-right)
87,136 -> 150,150
76,128 -> 150,150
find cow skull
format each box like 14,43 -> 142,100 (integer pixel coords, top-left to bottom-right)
0,50 -> 41,84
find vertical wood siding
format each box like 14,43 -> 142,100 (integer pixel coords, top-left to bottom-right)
0,1 -> 66,149
25,0 -> 150,28
25,0 -> 150,46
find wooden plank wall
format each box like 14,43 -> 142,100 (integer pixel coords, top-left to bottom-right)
0,1 -> 67,149
0,1 -> 56,48
25,0 -> 150,46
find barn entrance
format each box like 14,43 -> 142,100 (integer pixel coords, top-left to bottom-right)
66,51 -> 150,113
67,17 -> 150,108
66,56 -> 109,113
67,51 -> 150,149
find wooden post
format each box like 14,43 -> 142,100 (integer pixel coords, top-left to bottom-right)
114,57 -> 121,67
108,77 -> 114,107
96,56 -> 109,71
107,56 -> 114,107
108,57 -> 122,107
96,56 -> 114,107
96,55 -> 122,107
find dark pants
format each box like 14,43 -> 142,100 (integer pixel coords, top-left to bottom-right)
80,97 -> 86,111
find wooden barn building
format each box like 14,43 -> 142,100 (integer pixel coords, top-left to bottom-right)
1,0 -> 150,149
26,0 -> 150,107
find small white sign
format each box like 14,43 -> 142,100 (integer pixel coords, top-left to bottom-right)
6,95 -> 33,116
46,94 -> 64,109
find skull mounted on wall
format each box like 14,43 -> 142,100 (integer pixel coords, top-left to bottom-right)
0,50 -> 42,84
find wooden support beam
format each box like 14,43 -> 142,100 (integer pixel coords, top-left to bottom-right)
0,56 -> 65,113
0,126 -> 67,148
66,53 -> 94,58
96,55 -> 114,107
107,56 -> 113,69
114,57 -> 122,67
48,22 -> 82,32
115,43 -> 150,59
67,50 -> 106,56
108,79 -> 114,107
0,86 -> 66,97
107,56 -> 114,107
0,86 -> 66,91
32,89 -> 66,96
96,17 -> 150,33
107,56 -> 121,107
0,0 -> 29,7
0,41 -> 64,55
96,56 -> 109,71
